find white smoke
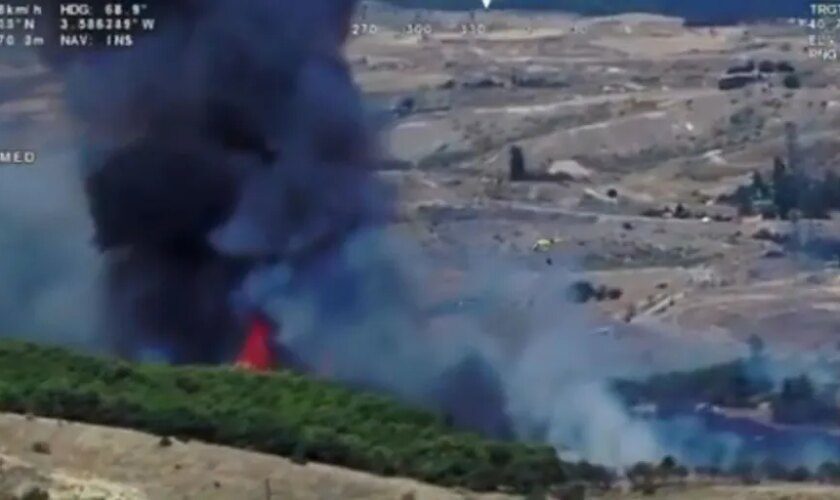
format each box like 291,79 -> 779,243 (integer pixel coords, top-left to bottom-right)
505,338 -> 662,466
0,149 -> 103,349
236,227 -> 664,466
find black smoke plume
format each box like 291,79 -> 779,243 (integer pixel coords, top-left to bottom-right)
40,0 -> 379,363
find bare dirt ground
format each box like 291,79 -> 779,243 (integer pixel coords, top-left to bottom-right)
604,484 -> 840,500
3,412 -> 838,500
0,413 -> 514,500
347,1 -> 840,367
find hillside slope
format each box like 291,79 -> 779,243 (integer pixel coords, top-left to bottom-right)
0,413 -> 516,500
5,413 -> 840,499
0,341 -> 599,494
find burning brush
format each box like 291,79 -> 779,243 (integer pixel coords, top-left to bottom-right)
235,310 -> 278,372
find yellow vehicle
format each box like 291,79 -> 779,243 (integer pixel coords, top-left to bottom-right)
532,237 -> 563,252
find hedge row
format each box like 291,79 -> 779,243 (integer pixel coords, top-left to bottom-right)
0,341 -> 585,493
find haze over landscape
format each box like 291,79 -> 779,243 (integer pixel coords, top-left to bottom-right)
1,0 -> 840,498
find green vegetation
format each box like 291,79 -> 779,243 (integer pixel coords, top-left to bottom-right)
613,359 -> 773,408
624,457 -> 689,494
614,357 -> 840,426
713,459 -> 840,484
772,374 -> 839,425
0,341 -> 603,493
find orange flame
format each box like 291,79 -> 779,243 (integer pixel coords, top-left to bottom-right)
235,313 -> 277,372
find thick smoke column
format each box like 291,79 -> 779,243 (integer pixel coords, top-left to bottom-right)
44,0 -> 375,363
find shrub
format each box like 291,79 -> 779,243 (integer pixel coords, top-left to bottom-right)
20,487 -> 50,500
759,459 -> 788,480
817,461 -> 840,483
567,281 -> 597,303
777,61 -> 795,73
659,455 -> 677,471
730,461 -> 758,484
772,375 -> 839,425
783,74 -> 801,90
758,60 -> 776,73
730,160 -> 839,221
788,466 -> 812,482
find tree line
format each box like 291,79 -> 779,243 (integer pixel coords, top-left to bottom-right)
732,158 -> 840,221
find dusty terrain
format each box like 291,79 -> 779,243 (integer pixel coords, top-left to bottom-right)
607,484 -> 840,500
0,413 -> 514,500
347,1 -> 840,367
1,412 -> 839,500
